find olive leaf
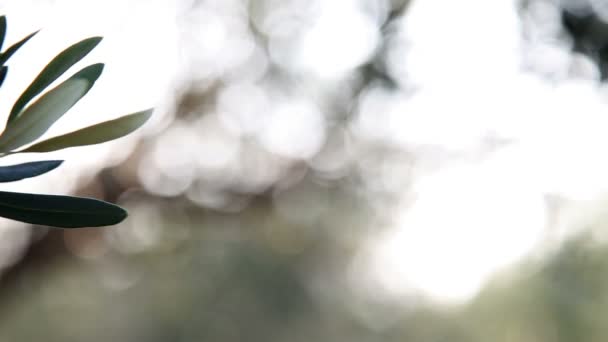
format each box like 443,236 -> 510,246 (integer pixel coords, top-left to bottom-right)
0,63 -> 104,152
0,160 -> 62,182
0,191 -> 127,228
0,17 -> 152,229
8,36 -> 103,123
0,66 -> 7,88
21,109 -> 152,153
0,16 -> 6,52
0,30 -> 38,66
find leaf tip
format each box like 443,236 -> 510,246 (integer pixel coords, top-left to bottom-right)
107,205 -> 128,226
72,63 -> 105,87
82,36 -> 103,50
84,62 -> 105,76
28,30 -> 41,39
49,160 -> 64,168
117,207 -> 128,222
142,108 -> 154,118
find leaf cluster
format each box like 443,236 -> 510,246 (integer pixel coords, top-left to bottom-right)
0,16 -> 152,228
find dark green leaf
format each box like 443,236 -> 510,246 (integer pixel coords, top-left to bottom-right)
0,160 -> 62,182
0,16 -> 7,52
8,36 -> 103,123
21,109 -> 153,153
0,191 -> 127,228
0,66 -> 8,88
0,63 -> 104,152
0,30 -> 38,66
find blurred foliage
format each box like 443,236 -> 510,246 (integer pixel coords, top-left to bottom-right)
0,0 -> 608,341
463,235 -> 608,341
4,196 -> 608,341
521,0 -> 608,80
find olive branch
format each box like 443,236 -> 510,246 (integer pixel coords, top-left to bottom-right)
0,16 -> 152,228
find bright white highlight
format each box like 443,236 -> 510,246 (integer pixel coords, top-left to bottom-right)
363,0 -> 608,303
369,157 -> 547,303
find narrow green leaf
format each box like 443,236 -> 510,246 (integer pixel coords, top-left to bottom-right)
0,16 -> 7,52
0,160 -> 62,182
0,63 -> 104,152
8,36 -> 103,123
0,30 -> 38,66
21,109 -> 152,153
0,66 -> 8,88
0,191 -> 127,228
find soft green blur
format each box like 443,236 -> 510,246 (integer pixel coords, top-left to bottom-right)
0,0 -> 607,341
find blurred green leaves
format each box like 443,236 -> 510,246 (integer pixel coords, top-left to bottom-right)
0,15 -> 152,228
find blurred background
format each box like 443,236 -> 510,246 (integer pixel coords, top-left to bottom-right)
0,0 -> 607,340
